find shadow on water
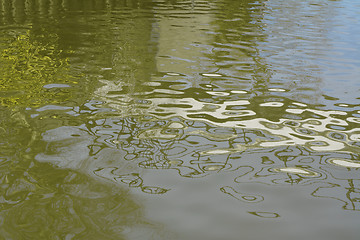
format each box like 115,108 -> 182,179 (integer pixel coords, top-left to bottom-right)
0,108 -> 169,239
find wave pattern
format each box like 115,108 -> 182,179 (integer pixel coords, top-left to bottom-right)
1,0 -> 360,239
34,94 -> 360,211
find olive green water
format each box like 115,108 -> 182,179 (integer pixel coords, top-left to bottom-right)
1,0 -> 360,239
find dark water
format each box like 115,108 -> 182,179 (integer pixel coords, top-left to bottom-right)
1,0 -> 360,239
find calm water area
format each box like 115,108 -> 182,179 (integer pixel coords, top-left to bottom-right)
1,0 -> 360,239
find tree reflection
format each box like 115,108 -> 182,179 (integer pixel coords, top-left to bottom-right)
1,0 -> 159,90
0,168 -> 152,239
1,3 -> 359,240
0,109 -> 167,240
0,31 -> 73,107
0,1 -> 166,238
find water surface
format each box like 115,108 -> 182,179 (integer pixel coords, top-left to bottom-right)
1,0 -> 360,239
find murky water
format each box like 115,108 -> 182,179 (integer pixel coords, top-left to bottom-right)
1,0 -> 360,239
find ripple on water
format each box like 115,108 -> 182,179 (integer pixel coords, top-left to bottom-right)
230,90 -> 247,94
349,133 -> 360,141
273,167 -> 319,177
328,159 -> 360,168
268,88 -> 286,92
201,73 -> 223,77
2,0 -> 360,238
143,81 -> 161,86
166,72 -> 181,76
259,102 -> 284,107
206,91 -> 230,96
201,149 -> 233,155
220,186 -> 264,203
347,117 -> 360,124
248,211 -> 280,218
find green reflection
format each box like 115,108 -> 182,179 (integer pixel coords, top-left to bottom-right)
0,31 -> 73,107
0,165 -> 161,239
0,1 -> 163,238
0,109 -> 165,239
1,0 -> 360,239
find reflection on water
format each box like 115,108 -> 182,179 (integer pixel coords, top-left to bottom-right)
33,112 -> 360,212
1,0 -> 360,239
0,108 -> 169,239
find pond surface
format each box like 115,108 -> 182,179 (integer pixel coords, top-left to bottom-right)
1,0 -> 360,239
